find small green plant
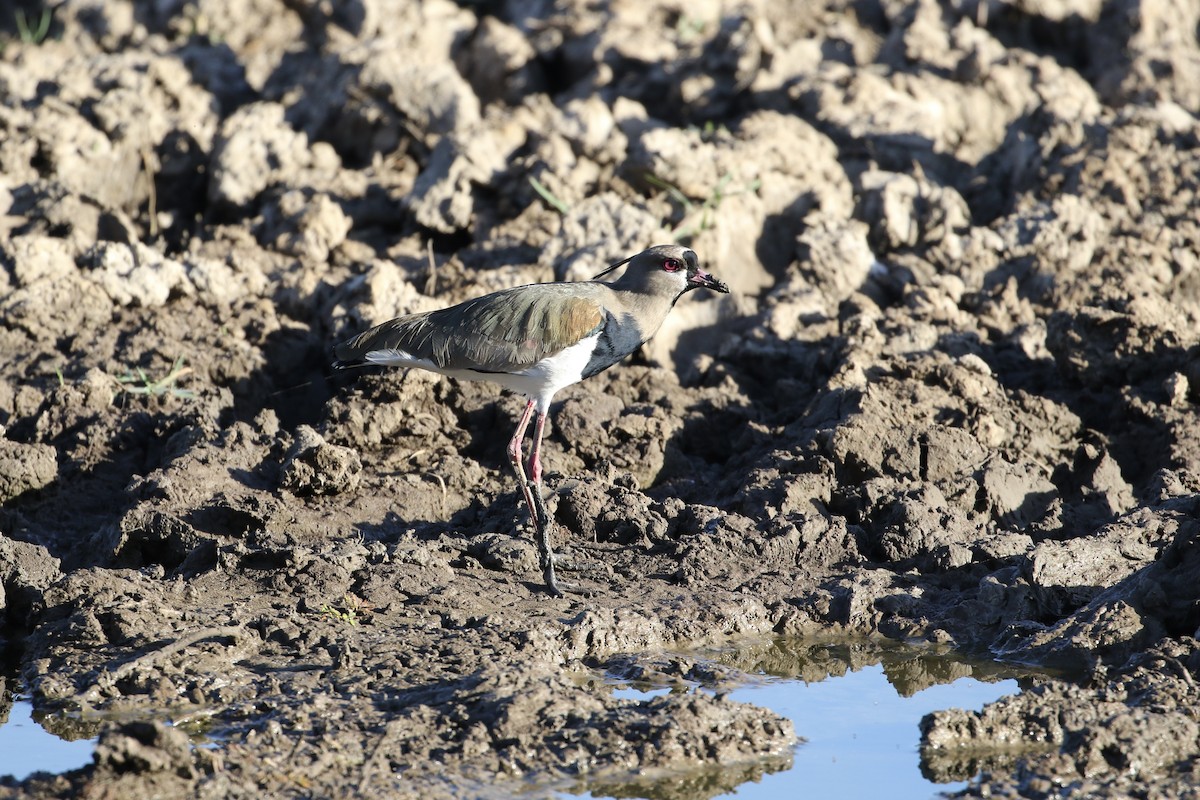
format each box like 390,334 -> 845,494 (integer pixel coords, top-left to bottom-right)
15,7 -> 53,44
696,120 -> 729,142
645,172 -> 761,239
645,173 -> 690,209
675,15 -> 706,43
113,356 -> 195,400
319,594 -> 373,627
528,176 -> 570,215
319,603 -> 358,627
182,7 -> 224,46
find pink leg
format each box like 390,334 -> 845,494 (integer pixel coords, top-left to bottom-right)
507,400 -> 536,477
507,400 -> 539,522
528,410 -> 548,485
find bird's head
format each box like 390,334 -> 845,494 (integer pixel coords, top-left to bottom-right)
595,244 -> 730,298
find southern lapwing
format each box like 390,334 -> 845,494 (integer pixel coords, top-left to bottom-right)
334,244 -> 729,595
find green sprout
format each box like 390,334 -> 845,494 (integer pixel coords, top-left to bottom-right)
696,120 -> 729,142
15,8 -> 52,44
529,176 -> 570,215
113,356 -> 195,400
645,172 -> 761,239
319,594 -> 373,627
675,15 -> 706,43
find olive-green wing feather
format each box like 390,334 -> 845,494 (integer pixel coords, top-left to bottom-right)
335,284 -> 606,372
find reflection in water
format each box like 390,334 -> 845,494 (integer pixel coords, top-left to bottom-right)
601,636 -> 1041,698
702,636 -> 1040,696
919,735 -> 1027,785
0,694 -> 98,780
582,754 -> 794,800
4,640 -> 1053,796
0,672 -> 217,782
579,637 -> 1051,800
29,706 -> 105,742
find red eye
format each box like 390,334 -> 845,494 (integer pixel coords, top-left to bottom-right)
663,258 -> 682,272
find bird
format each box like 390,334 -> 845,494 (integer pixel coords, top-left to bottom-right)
334,244 -> 729,595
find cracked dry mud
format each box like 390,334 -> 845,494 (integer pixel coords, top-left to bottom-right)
2,0 -> 1200,798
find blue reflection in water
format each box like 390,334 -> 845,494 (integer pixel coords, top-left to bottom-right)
0,698 -> 96,780
720,666 -> 1018,799
582,640 -> 1033,800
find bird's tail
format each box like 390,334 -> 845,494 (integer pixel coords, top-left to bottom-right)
332,358 -> 363,370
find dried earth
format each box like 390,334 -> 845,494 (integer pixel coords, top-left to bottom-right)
2,0 -> 1200,797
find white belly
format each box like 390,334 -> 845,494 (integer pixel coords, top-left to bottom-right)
364,333 -> 600,412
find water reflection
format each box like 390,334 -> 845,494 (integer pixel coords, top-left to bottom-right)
686,636 -> 1035,694
582,755 -> 794,800
0,687 -> 98,780
0,673 -> 215,782
919,729 -> 1028,786
576,637 -> 1049,800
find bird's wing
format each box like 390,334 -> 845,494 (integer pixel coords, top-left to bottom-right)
336,285 -> 606,373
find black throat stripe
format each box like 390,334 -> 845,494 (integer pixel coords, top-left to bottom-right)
582,310 -> 644,379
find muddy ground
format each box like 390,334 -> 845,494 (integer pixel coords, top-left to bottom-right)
1,0 -> 1199,797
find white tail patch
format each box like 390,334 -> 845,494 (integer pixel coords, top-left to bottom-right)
365,349 -> 426,367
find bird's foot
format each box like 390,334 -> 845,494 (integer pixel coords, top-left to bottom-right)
542,562 -> 566,597
550,551 -> 611,579
533,549 -> 607,597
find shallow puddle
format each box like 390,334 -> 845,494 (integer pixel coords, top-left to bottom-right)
1,640 -> 1041,797
574,638 -> 1042,800
0,694 -> 97,780
720,667 -> 1016,798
